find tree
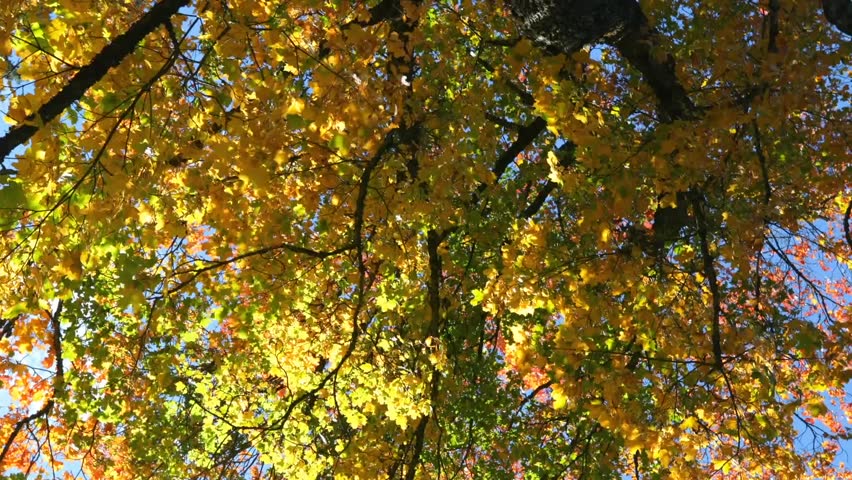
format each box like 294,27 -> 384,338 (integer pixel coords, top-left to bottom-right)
0,0 -> 849,478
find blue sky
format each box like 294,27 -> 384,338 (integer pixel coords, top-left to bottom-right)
0,2 -> 850,478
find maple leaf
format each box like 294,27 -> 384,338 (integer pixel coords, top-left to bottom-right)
0,0 -> 849,479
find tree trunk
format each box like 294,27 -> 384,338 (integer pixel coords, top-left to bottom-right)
823,0 -> 852,35
507,0 -> 695,121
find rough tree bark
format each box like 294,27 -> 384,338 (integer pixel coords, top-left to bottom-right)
507,0 -> 699,245
509,0 -> 849,120
507,0 -> 695,121
824,0 -> 852,35
507,0 -> 849,241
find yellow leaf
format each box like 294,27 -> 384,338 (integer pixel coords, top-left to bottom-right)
286,98 -> 305,115
551,384 -> 569,409
512,38 -> 534,56
57,251 -> 83,281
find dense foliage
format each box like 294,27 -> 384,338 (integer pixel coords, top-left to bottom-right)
0,0 -> 850,478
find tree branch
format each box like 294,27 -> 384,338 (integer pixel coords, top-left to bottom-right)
693,196 -> 724,370
475,58 -> 535,107
0,301 -> 65,468
492,117 -> 547,181
0,0 -> 190,165
266,129 -> 397,435
508,0 -> 696,121
401,229 -> 448,480
752,121 -> 773,206
823,0 -> 852,35
485,112 -> 524,131
767,0 -> 781,53
610,9 -> 697,121
520,141 -> 576,218
167,241 -> 355,294
844,199 -> 852,251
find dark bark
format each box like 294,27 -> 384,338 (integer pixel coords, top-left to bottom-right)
507,0 -> 696,121
508,0 -> 643,56
0,0 -> 190,166
824,0 -> 852,35
610,18 -> 697,121
521,141 -> 576,218
508,0 -> 847,241
510,1 -> 848,119
492,117 -> 548,179
507,0 -> 699,239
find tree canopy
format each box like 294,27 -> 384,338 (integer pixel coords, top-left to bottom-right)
0,0 -> 850,478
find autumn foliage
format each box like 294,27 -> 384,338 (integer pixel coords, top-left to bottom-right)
0,0 -> 850,478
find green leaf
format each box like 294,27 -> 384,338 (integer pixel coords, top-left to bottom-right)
330,134 -> 349,155
0,181 -> 26,211
101,92 -> 123,112
29,22 -> 54,54
287,114 -> 307,129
